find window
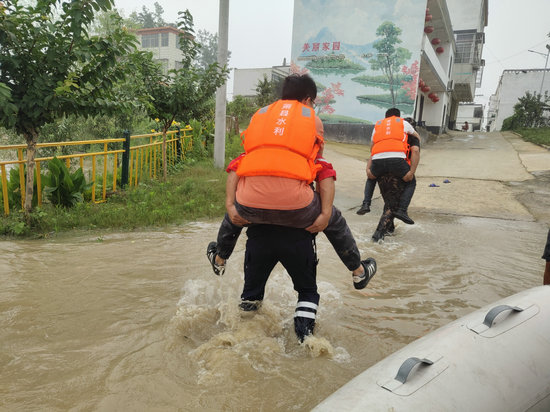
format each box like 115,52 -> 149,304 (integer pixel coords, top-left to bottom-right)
141,33 -> 159,48
161,33 -> 169,47
455,30 -> 484,65
455,31 -> 475,63
473,106 -> 483,118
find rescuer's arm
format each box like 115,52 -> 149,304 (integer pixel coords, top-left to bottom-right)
305,176 -> 334,233
225,158 -> 251,226
366,156 -> 376,179
403,146 -> 420,182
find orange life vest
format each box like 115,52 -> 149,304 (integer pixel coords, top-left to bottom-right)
371,116 -> 408,156
236,100 -> 323,183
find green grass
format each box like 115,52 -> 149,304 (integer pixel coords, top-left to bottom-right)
515,127 -> 550,146
0,160 -> 228,238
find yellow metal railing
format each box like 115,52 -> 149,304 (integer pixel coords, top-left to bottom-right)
0,126 -> 193,215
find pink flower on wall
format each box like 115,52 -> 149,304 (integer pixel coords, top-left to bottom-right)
401,60 -> 419,100
290,62 -> 310,75
315,82 -> 344,115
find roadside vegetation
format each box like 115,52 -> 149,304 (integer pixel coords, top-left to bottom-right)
1,1 -> 279,238
0,160 -> 227,237
513,128 -> 550,147
0,131 -> 244,237
502,91 -> 550,146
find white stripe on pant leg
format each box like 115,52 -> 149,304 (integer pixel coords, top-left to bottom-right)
296,301 -> 318,310
294,311 -> 316,319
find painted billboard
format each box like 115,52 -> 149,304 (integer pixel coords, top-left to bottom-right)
291,0 -> 427,124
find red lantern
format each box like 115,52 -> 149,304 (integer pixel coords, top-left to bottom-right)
418,79 -> 425,88
424,26 -> 434,34
428,93 -> 435,99
431,38 -> 441,45
425,14 -> 432,22
421,85 -> 430,93
436,46 -> 444,54
426,7 -> 430,13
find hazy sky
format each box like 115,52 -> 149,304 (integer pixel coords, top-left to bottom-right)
114,0 -> 550,107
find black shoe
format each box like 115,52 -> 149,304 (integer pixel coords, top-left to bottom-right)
294,316 -> 315,343
353,258 -> 377,290
239,300 -> 261,312
206,241 -> 225,276
356,204 -> 371,215
372,229 -> 384,243
393,209 -> 414,225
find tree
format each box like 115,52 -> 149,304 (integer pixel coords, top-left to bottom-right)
0,0 -> 138,213
128,2 -> 168,28
370,21 -> 412,106
195,29 -> 231,70
502,91 -> 550,130
141,10 -> 228,180
227,95 -> 257,129
255,74 -> 278,107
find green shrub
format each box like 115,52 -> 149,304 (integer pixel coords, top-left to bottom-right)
227,95 -> 257,129
42,157 -> 92,208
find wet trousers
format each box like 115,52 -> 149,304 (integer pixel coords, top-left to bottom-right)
241,225 -> 319,305
215,191 -> 361,271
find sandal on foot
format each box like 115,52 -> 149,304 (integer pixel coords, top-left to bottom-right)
206,241 -> 225,276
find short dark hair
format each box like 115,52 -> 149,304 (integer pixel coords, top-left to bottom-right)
404,117 -> 416,127
281,74 -> 317,101
385,108 -> 401,118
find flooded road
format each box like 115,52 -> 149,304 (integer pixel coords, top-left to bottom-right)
1,131 -> 549,411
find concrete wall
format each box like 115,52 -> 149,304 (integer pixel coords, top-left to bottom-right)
324,123 -> 438,145
324,124 -> 374,144
492,69 -> 550,130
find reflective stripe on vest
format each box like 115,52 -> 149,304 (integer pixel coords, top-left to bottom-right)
371,116 -> 408,156
236,100 -> 323,183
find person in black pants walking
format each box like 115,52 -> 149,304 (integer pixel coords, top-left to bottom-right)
357,109 -> 420,225
239,224 -> 375,342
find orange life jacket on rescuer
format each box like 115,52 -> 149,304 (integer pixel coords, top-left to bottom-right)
371,116 -> 408,156
236,100 -> 323,183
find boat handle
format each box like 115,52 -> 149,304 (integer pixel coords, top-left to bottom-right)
394,357 -> 434,384
482,305 -> 524,328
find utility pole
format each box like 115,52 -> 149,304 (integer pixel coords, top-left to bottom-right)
540,44 -> 550,95
528,44 -> 550,95
214,0 -> 229,169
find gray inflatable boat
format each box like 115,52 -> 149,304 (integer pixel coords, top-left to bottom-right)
313,286 -> 550,412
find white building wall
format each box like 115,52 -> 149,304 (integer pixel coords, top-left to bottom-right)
416,0 -> 455,134
457,103 -> 483,130
446,0 -> 487,31
486,93 -> 499,131
232,68 -> 273,98
145,32 -> 183,71
492,69 -> 550,130
135,29 -> 184,74
422,92 -> 451,128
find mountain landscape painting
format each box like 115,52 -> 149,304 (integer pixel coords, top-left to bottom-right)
291,0 -> 427,124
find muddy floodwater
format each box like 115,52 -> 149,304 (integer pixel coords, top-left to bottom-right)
1,132 -> 549,411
